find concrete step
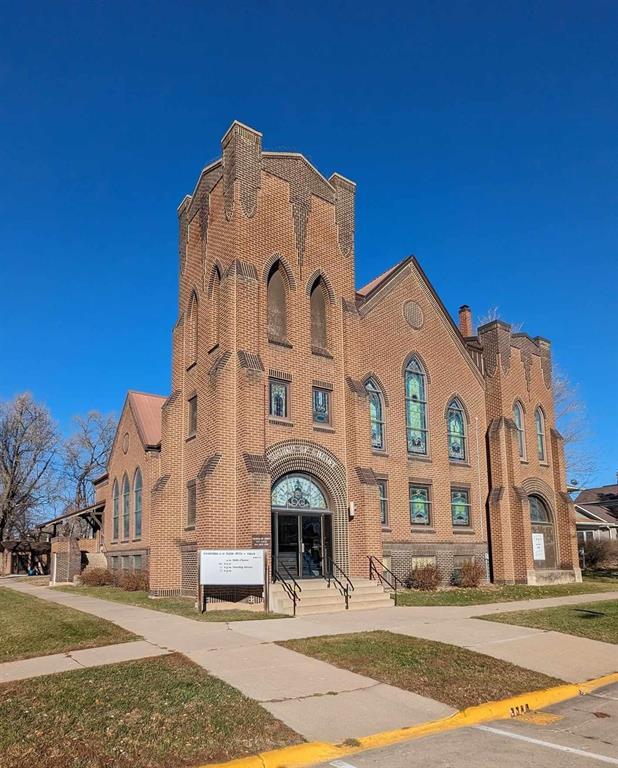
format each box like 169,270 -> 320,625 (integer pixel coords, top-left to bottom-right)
270,577 -> 393,615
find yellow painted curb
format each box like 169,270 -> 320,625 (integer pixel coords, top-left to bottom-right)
203,671 -> 618,768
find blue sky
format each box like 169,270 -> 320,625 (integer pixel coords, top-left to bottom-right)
1,1 -> 616,485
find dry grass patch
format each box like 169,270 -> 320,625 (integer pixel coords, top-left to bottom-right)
55,584 -> 289,621
281,631 -> 562,710
0,587 -> 134,663
0,653 -> 300,768
480,599 -> 618,644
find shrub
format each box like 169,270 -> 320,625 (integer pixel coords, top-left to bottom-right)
583,539 -> 618,569
81,568 -> 114,587
112,569 -> 149,592
404,563 -> 441,591
457,559 -> 485,588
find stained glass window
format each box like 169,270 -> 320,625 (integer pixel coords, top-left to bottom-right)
122,474 -> 130,539
312,388 -> 330,424
529,495 -> 551,523
272,474 -> 327,510
535,408 -> 546,461
134,468 -> 142,539
269,379 -> 288,419
377,479 -> 388,526
451,488 -> 471,526
409,484 -> 431,525
366,378 -> 385,450
513,401 -> 526,458
112,480 -> 119,540
447,398 -> 466,461
405,357 -> 428,455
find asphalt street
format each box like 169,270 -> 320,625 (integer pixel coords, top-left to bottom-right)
319,683 -> 618,768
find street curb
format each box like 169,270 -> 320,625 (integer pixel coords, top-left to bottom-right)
202,671 -> 618,768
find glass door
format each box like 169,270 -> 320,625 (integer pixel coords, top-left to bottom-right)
301,515 -> 323,577
277,514 -> 300,578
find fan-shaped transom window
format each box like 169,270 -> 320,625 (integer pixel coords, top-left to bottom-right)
529,494 -> 551,523
513,401 -> 526,459
535,407 -> 546,461
366,378 -> 385,450
272,474 -> 327,510
447,398 -> 466,461
405,357 -> 428,455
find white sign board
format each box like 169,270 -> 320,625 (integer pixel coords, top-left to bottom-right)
532,533 -> 546,561
199,549 -> 265,586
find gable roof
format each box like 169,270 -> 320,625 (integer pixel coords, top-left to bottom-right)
356,256 -> 485,387
575,484 -> 618,505
575,503 -> 618,525
127,391 -> 166,448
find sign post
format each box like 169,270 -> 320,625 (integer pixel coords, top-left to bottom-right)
199,549 -> 266,613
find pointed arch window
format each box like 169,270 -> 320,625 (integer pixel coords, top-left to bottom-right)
210,267 -> 221,349
267,263 -> 288,341
365,378 -> 385,450
513,401 -> 526,459
310,278 -> 328,350
134,468 -> 142,539
405,357 -> 428,455
447,398 -> 467,462
187,291 -> 198,367
122,474 -> 130,540
535,407 -> 546,462
112,480 -> 119,540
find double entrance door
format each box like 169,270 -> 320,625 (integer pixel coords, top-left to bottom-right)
274,513 -> 332,579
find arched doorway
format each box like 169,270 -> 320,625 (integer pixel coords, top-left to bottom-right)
272,473 -> 333,579
529,494 -> 558,569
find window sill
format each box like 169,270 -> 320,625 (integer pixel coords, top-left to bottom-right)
539,461 -> 550,468
311,346 -> 333,359
208,343 -> 219,355
519,459 -> 529,465
411,526 -> 435,534
268,336 -> 293,349
269,417 -> 294,427
381,526 -> 392,533
186,433 -> 196,442
120,540 -> 129,544
372,450 -> 389,458
132,538 -> 142,543
453,528 -> 476,535
449,460 -> 471,468
313,424 -> 335,433
184,526 -> 196,532
408,454 -> 432,464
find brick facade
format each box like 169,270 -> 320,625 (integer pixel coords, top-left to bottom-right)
98,121 -> 580,599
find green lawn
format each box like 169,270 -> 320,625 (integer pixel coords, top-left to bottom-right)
0,653 -> 300,768
393,580 -> 617,606
281,631 -> 562,710
55,584 -> 289,621
0,587 -> 135,663
479,599 -> 618,644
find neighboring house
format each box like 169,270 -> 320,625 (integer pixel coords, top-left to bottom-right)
574,483 -> 618,544
39,121 -> 582,600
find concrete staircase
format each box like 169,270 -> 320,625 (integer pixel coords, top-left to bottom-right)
269,577 -> 394,616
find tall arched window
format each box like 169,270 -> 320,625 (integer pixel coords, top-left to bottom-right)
365,378 -> 385,450
112,480 -> 119,540
210,266 -> 221,349
187,291 -> 198,366
134,468 -> 142,539
513,401 -> 526,459
310,278 -> 328,350
267,263 -> 287,341
529,494 -> 551,522
405,356 -> 428,455
122,474 -> 130,540
447,398 -> 467,462
535,407 -> 546,461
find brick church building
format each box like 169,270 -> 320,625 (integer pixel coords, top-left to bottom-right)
74,121 -> 580,606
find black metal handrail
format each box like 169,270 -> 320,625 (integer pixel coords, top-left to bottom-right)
323,554 -> 354,609
273,562 -> 302,616
368,555 -> 404,606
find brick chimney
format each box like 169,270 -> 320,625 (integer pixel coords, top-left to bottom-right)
458,305 -> 473,337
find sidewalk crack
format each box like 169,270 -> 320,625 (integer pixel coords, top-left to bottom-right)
263,681 -> 382,704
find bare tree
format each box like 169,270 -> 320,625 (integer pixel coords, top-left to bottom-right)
477,306 -> 524,332
62,411 -> 116,511
552,365 -> 597,487
0,393 -> 59,543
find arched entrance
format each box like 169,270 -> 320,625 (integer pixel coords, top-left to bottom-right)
272,473 -> 333,579
529,494 -> 558,569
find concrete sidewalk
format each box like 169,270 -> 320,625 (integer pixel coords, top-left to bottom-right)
4,581 -> 617,741
0,640 -> 169,683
